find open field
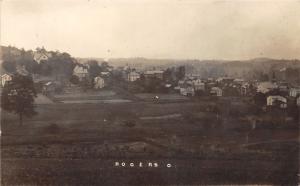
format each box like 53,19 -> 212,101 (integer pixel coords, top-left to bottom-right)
1,98 -> 299,185
51,89 -> 134,104
135,93 -> 189,102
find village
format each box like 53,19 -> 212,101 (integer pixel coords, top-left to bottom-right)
1,46 -> 300,114
2,0 -> 300,184
1,46 -> 299,185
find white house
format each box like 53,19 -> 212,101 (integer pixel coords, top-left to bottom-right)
101,72 -> 110,77
240,83 -> 250,95
178,80 -> 185,87
192,79 -> 205,91
1,74 -> 12,87
289,87 -> 300,97
165,83 -> 172,88
267,96 -> 287,108
144,70 -> 164,79
257,82 -> 278,94
94,76 -> 105,89
127,71 -> 140,82
33,50 -> 52,64
210,87 -> 222,97
180,85 -> 195,96
73,65 -> 89,80
233,78 -> 245,84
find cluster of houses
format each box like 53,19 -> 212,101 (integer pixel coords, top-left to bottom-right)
175,78 -> 205,96
174,76 -> 300,109
175,76 -> 250,97
119,67 -> 300,109
124,69 -> 164,82
256,81 -> 300,109
0,47 -> 112,94
35,63 -> 109,94
70,63 -> 110,90
1,52 -> 300,110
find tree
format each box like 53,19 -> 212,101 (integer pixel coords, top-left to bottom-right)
70,75 -> 79,85
80,77 -> 91,91
2,60 -> 16,73
39,51 -> 76,80
286,97 -> 299,122
163,68 -> 173,82
1,74 -> 37,125
88,60 -> 102,78
253,92 -> 266,107
143,77 -> 164,93
176,66 -> 185,80
100,61 -> 111,72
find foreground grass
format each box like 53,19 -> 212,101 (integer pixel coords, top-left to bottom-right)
1,101 -> 299,185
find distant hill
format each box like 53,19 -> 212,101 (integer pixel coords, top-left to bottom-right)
2,45 -> 300,84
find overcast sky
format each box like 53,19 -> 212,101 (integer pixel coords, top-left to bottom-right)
1,0 -> 300,60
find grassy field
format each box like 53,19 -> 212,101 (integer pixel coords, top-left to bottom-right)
1,97 -> 299,185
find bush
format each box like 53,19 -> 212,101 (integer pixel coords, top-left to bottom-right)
70,75 -> 79,85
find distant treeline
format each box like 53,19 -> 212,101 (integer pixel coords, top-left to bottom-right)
2,46 -> 300,84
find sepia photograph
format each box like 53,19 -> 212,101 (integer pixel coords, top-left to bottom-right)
0,0 -> 300,185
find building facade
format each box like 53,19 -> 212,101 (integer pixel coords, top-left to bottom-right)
1,74 -> 12,87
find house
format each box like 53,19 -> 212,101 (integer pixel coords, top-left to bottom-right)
33,49 -> 52,64
73,65 -> 89,81
275,82 -> 289,93
180,84 -> 195,96
289,87 -> 300,97
94,76 -> 105,89
216,77 -> 234,84
1,73 -> 12,87
178,80 -> 185,87
127,71 -> 140,82
100,72 -> 110,77
267,96 -> 287,108
233,78 -> 245,84
257,82 -> 277,94
192,79 -> 205,91
240,83 -> 250,95
144,70 -> 164,79
165,83 -> 172,88
210,87 -> 222,97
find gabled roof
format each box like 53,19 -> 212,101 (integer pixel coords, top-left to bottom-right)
267,95 -> 287,102
129,71 -> 140,76
211,87 -> 222,91
1,73 -> 12,78
33,50 -> 52,62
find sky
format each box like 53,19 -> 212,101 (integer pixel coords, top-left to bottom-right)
1,0 -> 300,60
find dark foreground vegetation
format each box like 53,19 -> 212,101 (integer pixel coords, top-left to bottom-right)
1,98 -> 299,185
